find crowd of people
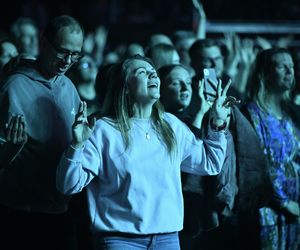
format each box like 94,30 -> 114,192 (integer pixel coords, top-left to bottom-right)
0,1 -> 300,250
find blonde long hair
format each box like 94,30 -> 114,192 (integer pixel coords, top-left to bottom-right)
247,48 -> 295,112
101,55 -> 177,154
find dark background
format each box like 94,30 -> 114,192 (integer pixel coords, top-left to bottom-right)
1,0 -> 300,46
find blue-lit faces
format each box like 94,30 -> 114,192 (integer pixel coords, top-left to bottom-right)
126,59 -> 160,104
76,56 -> 98,82
198,46 -> 224,78
161,66 -> 192,112
79,62 -> 93,69
47,27 -> 84,76
269,53 -> 295,91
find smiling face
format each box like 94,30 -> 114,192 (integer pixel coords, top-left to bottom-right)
125,59 -> 160,105
160,66 -> 192,112
42,26 -> 84,78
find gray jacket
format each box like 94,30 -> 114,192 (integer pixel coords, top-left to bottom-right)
0,63 -> 80,213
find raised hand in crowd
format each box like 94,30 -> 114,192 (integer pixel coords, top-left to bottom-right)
71,101 -> 96,149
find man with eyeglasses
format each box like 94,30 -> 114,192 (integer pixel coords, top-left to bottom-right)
66,55 -> 99,116
0,15 -> 84,250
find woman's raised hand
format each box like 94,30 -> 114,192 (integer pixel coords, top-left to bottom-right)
71,101 -> 96,149
210,79 -> 232,126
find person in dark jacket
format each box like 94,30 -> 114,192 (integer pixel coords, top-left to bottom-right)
158,63 -> 273,250
0,15 -> 84,250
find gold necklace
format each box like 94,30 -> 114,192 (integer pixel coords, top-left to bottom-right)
133,120 -> 152,140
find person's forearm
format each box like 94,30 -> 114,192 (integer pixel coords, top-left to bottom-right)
193,0 -> 206,39
56,143 -> 99,195
195,16 -> 206,39
191,110 -> 207,128
56,146 -> 86,195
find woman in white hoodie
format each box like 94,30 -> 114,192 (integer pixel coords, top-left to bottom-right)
56,54 -> 230,250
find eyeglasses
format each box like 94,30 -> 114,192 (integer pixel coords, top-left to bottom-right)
49,42 -> 84,62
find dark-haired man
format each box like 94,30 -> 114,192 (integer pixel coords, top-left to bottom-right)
0,15 -> 84,250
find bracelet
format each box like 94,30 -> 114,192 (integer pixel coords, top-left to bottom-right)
210,119 -> 227,132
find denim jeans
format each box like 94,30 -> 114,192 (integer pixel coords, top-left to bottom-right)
94,231 -> 180,250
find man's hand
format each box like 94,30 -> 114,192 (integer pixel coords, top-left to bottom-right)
5,115 -> 27,145
0,114 -> 27,166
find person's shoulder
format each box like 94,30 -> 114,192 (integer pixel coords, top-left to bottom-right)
95,116 -> 117,130
2,56 -> 35,76
60,74 -> 76,86
163,112 -> 190,129
0,70 -> 32,91
3,60 -> 39,84
163,112 -> 180,122
89,117 -> 120,142
98,116 -> 114,124
5,67 -> 33,79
